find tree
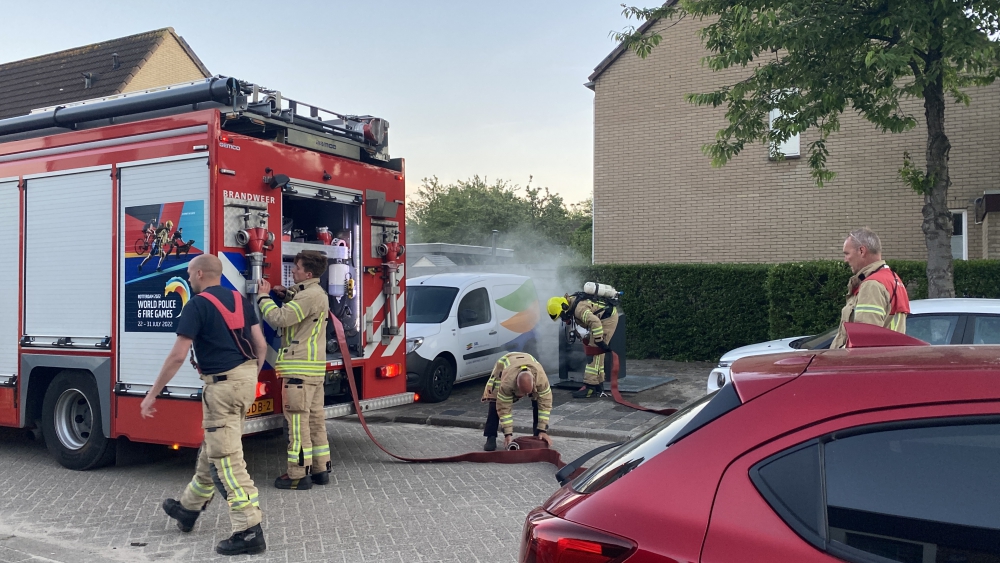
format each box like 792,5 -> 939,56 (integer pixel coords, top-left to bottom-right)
406,176 -> 592,263
614,0 -> 1000,297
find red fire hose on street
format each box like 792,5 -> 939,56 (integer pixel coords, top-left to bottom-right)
328,313 -> 675,482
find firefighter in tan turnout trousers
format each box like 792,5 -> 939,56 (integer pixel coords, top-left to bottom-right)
481,352 -> 553,451
547,294 -> 619,399
831,228 -> 911,349
142,254 -> 268,557
257,250 -> 331,490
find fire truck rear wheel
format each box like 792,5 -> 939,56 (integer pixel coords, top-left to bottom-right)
420,357 -> 455,403
41,371 -> 116,471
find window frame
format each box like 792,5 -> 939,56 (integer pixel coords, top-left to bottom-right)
768,107 -> 801,159
951,209 -> 968,260
750,415 -> 1000,563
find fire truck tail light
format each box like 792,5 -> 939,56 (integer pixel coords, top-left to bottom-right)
376,364 -> 402,379
256,382 -> 268,398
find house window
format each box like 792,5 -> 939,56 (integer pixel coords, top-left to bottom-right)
951,210 -> 967,260
768,108 -> 800,159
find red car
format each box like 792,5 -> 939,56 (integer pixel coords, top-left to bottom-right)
520,324 -> 1000,563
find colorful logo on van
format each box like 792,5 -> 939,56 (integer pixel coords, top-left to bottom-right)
494,279 -> 540,334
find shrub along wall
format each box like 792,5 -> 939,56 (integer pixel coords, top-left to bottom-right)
565,264 -> 771,361
568,260 -> 1000,361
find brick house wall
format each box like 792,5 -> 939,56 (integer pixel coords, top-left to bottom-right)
591,16 -> 1000,264
126,32 -> 209,93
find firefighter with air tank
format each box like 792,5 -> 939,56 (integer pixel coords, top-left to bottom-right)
547,283 -> 621,399
256,250 -> 332,490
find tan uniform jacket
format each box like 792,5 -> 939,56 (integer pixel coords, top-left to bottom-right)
571,297 -> 618,346
258,278 -> 330,377
481,352 -> 552,435
831,260 -> 907,349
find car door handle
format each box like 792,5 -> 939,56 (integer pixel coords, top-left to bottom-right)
489,330 -> 497,335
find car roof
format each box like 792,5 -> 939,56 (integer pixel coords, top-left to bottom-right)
730,345 -> 1000,403
406,272 -> 529,291
910,298 -> 1000,314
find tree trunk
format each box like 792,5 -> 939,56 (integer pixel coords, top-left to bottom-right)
921,70 -> 955,299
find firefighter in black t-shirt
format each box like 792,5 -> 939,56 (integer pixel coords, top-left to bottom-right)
140,254 -> 268,556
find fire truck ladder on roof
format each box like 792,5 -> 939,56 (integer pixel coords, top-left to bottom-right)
0,76 -> 394,167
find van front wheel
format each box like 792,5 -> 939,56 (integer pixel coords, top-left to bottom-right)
421,357 -> 455,403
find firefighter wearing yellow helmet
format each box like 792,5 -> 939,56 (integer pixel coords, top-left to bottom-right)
547,292 -> 619,398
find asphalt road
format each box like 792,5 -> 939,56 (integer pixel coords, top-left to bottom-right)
0,420 -> 608,563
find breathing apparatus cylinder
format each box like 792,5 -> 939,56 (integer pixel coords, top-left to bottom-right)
327,243 -> 350,297
583,282 -> 619,300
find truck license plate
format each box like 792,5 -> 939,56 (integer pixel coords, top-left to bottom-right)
247,399 -> 273,417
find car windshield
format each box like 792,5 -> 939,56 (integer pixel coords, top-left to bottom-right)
406,286 -> 459,324
571,384 -> 741,495
793,326 -> 839,350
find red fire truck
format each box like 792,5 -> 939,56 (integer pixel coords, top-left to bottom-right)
0,76 -> 411,470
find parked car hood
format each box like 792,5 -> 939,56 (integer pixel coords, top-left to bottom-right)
718,336 -> 806,364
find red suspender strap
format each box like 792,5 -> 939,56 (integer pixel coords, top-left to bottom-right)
197,290 -> 245,330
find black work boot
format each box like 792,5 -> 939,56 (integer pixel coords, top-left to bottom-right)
483,436 -> 497,451
274,473 -> 313,490
162,498 -> 201,533
572,384 -> 601,399
216,523 -> 266,556
312,461 -> 332,485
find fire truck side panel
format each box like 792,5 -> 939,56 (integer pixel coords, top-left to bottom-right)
117,155 -> 210,393
0,178 -> 19,426
114,394 -> 203,448
23,168 -> 113,344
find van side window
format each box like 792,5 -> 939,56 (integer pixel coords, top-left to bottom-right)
458,288 -> 492,328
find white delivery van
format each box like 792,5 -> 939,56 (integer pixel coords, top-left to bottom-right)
405,273 -> 542,402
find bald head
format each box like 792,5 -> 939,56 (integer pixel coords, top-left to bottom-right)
516,370 -> 534,395
187,254 -> 223,292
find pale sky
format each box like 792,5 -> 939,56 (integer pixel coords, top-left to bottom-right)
0,1 -> 634,205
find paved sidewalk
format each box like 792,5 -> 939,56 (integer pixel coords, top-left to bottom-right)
365,359 -> 714,443
0,422 -> 609,563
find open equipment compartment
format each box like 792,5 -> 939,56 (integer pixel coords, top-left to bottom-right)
279,179 -> 364,369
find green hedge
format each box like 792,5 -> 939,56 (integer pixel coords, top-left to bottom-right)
565,264 -> 771,361
765,259 -> 928,339
565,259 -> 1000,361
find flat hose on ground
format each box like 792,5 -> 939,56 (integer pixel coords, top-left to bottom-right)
329,313 -> 675,482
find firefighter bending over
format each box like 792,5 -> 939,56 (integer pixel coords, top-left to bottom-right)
831,228 -> 911,348
257,250 -> 331,490
141,254 -> 267,556
548,292 -> 619,399
481,352 -> 553,451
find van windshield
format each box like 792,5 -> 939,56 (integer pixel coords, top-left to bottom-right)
406,286 -> 459,324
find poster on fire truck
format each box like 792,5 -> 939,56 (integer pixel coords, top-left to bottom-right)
123,200 -> 205,332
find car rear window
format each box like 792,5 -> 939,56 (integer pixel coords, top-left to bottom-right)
571,384 -> 741,495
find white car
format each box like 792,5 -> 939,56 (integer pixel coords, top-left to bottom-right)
707,298 -> 1000,392
405,273 -> 545,402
